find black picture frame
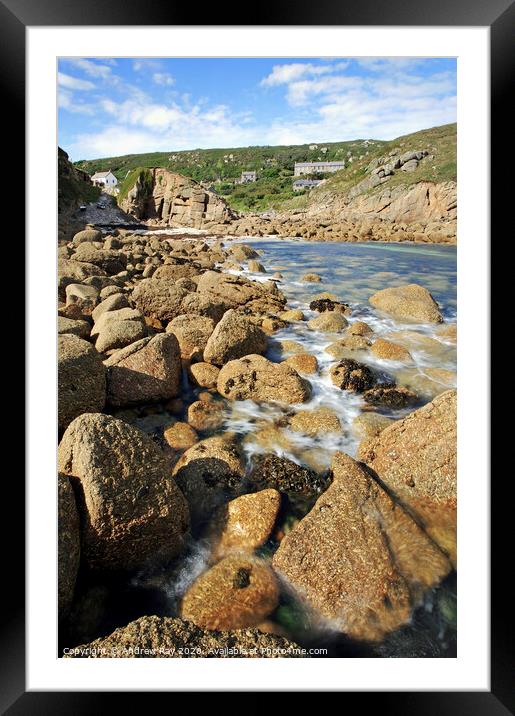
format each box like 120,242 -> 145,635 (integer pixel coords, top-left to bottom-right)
6,0 -> 505,710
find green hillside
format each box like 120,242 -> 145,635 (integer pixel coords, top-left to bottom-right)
73,123 -> 456,213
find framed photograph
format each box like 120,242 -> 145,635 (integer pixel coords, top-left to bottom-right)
7,0 -> 504,709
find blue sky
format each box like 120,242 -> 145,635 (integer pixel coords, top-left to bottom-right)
58,57 -> 457,161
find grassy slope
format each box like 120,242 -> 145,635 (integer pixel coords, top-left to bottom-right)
292,123 -> 457,212
74,138 -> 386,212
74,123 -> 456,213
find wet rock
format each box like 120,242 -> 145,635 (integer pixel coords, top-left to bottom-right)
307,312 -> 348,332
58,316 -> 91,339
104,333 -> 182,407
329,358 -> 376,392
371,338 -> 413,363
435,323 -> 457,341
351,412 -> 394,440
358,389 -> 457,564
362,385 -> 418,408
166,314 -> 216,359
229,244 -> 259,261
180,555 -> 279,630
279,309 -> 305,322
131,279 -> 189,323
274,339 -> 305,355
272,452 -> 451,642
248,454 -> 330,507
58,335 -> 106,433
301,273 -> 322,282
187,400 -> 225,432
172,436 -> 245,527
347,321 -> 373,336
58,473 -> 80,618
188,362 -> 220,389
204,310 -> 268,366
64,615 -> 304,658
208,489 -> 281,559
163,422 -> 198,451
369,284 -> 443,323
283,353 -> 318,374
289,408 -> 341,437
247,259 -> 266,273
217,354 -> 311,404
58,414 -> 190,571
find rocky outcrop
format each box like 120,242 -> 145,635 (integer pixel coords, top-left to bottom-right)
58,335 -> 106,433
203,310 -> 268,365
369,284 -> 443,323
58,414 -> 190,571
272,452 -> 451,642
64,615 -> 305,658
217,354 -> 311,404
358,389 -> 457,564
104,333 -> 182,407
119,168 -> 236,229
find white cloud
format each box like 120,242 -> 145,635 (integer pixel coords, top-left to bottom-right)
58,89 -> 95,115
67,58 -> 113,79
152,72 -> 175,86
261,62 -> 336,87
57,72 -> 95,91
133,59 -> 162,72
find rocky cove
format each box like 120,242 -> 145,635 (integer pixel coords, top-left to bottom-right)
58,227 -> 457,658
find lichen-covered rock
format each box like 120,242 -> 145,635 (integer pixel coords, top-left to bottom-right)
172,436 -> 245,527
283,353 -> 318,374
229,244 -> 259,261
347,321 -> 373,336
58,335 -> 106,432
369,284 -> 443,323
65,283 -> 99,314
131,279 -> 189,323
272,452 -> 451,642
371,338 -> 413,363
180,555 -> 279,630
58,414 -> 190,571
188,361 -> 220,389
72,228 -> 103,245
180,292 -> 229,323
329,358 -> 376,392
208,489 -> 281,559
152,263 -> 200,282
217,354 -> 311,404
351,412 -> 394,440
63,615 -> 305,658
58,316 -> 91,339
166,314 -> 216,359
301,273 -> 322,283
279,309 -> 305,322
289,408 -> 341,437
73,246 -> 127,275
91,307 -> 147,354
104,333 -> 182,407
358,389 -> 457,564
204,310 -> 268,366
58,473 -> 80,618
307,312 -> 348,332
91,292 -> 128,323
187,400 -> 224,432
163,421 -> 198,451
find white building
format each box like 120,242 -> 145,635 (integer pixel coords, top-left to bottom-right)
91,170 -> 118,188
294,161 -> 345,176
237,170 -> 257,184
